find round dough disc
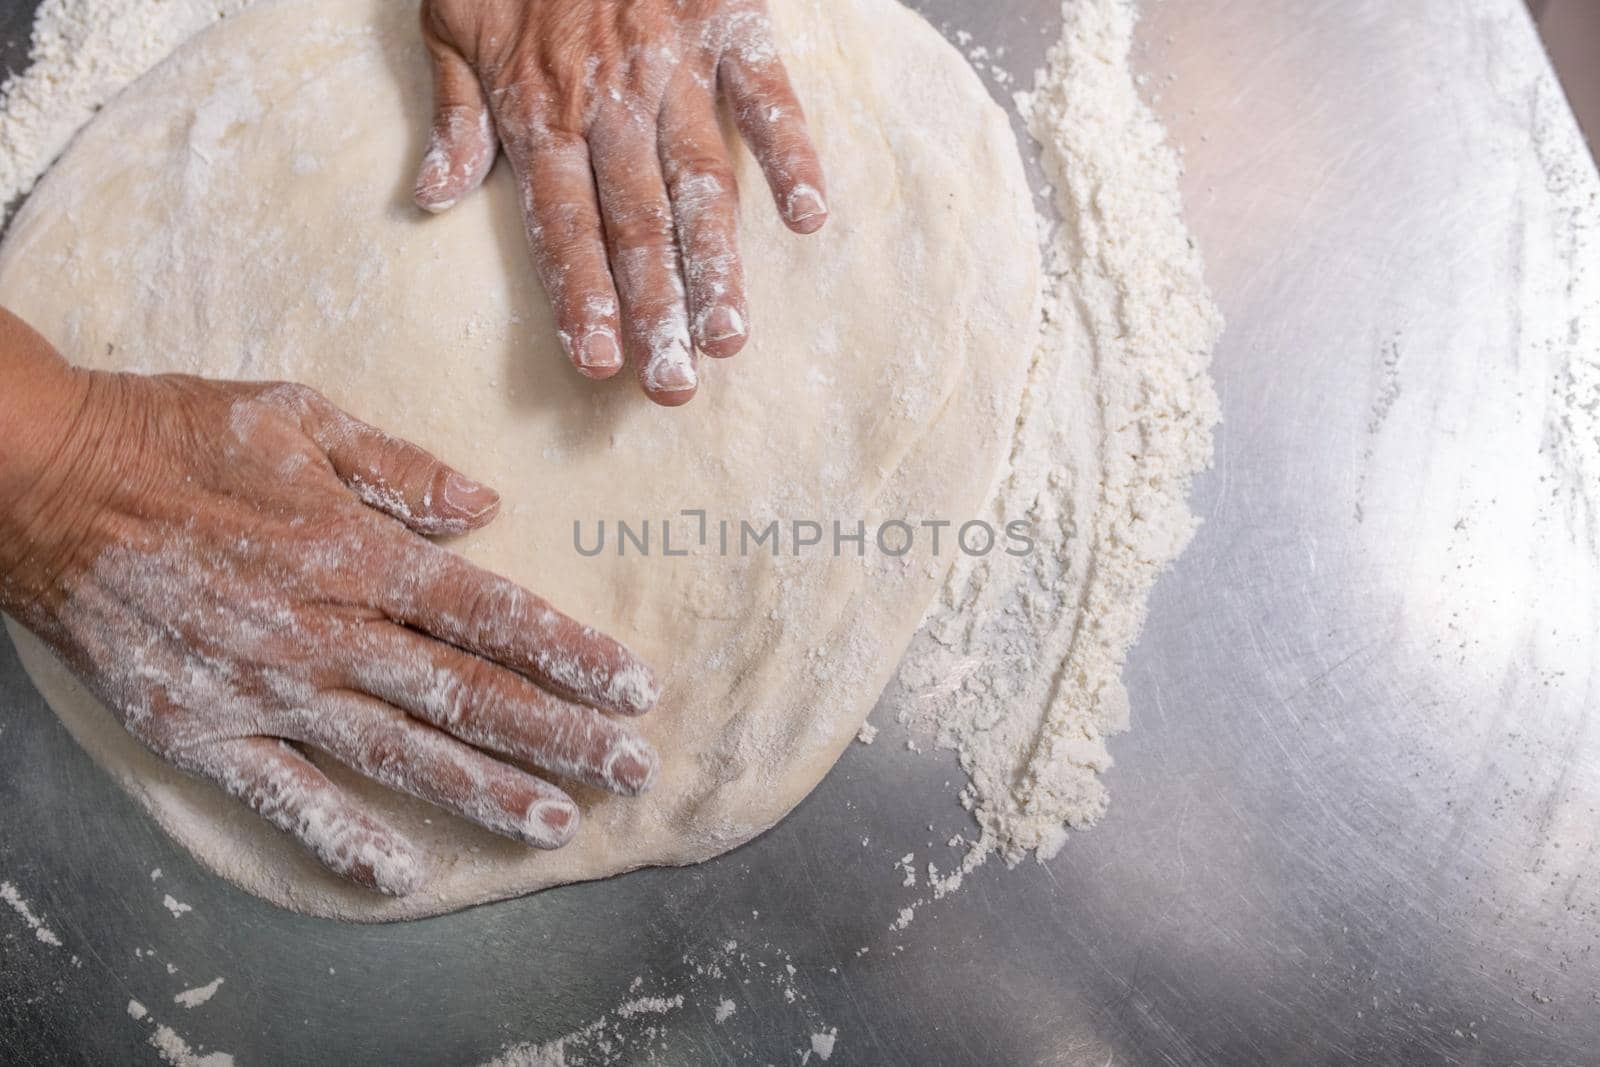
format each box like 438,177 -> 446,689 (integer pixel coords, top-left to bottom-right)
0,0 -> 1039,920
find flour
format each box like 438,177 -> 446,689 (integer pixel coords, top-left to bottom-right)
0,879 -> 63,946
0,0 -> 251,216
5,875 -> 234,1064
1539,73 -> 1600,540
148,1023 -> 236,1067
898,0 -> 1220,879
483,938 -> 836,1066
174,976 -> 224,1008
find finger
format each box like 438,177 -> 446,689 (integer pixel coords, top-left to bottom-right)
292,693 -> 581,850
661,82 -> 748,359
719,13 -> 828,234
382,538 -> 662,718
179,737 -> 425,895
348,626 -> 660,796
590,115 -> 699,405
497,117 -> 625,379
259,384 -> 500,536
414,11 -> 497,212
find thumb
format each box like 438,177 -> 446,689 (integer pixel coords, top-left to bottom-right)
414,19 -> 496,213
264,384 -> 501,537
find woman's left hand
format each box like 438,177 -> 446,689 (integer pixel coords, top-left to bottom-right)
412,0 -> 828,407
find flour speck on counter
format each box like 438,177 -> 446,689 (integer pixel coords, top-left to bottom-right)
0,879 -> 63,946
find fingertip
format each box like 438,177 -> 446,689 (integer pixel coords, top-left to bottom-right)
439,471 -> 501,532
602,735 -> 662,797
782,184 -> 829,233
695,304 -> 749,359
787,211 -> 828,236
568,329 -> 625,379
413,105 -> 495,217
605,657 -> 662,717
641,338 -> 699,405
414,139 -> 461,215
353,833 -> 429,897
648,386 -> 699,408
415,191 -> 458,215
524,798 -> 581,849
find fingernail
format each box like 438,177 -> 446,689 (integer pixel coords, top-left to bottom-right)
414,140 -> 454,213
701,305 -> 746,345
606,659 -> 661,716
644,338 -> 697,393
603,736 -> 661,796
527,799 -> 579,847
576,331 -> 623,372
785,185 -> 827,228
442,471 -> 500,520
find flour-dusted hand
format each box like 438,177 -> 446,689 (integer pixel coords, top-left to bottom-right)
0,311 -> 661,896
412,0 -> 828,406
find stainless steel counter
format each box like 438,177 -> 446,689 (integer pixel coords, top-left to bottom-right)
4,0 -> 1599,1063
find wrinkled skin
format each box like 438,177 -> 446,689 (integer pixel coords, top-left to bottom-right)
0,311 -> 660,895
413,0 -> 828,406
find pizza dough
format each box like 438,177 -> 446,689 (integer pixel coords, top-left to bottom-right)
0,0 -> 1040,920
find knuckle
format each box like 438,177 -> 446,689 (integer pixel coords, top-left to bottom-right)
668,164 -> 738,214
558,287 -> 620,330
606,203 -> 676,251
259,381 -> 324,416
456,578 -> 521,642
428,657 -> 497,730
535,204 -> 603,254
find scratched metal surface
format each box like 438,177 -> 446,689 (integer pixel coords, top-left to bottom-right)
4,0 -> 1600,1063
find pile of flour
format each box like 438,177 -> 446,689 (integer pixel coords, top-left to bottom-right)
895,0 -> 1219,886
0,0 -> 1217,903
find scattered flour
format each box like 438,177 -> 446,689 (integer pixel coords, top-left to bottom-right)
1540,79 -> 1600,537
128,999 -> 150,1020
613,995 -> 684,1019
0,879 -> 63,946
484,992 -> 684,1067
482,939 -> 827,1065
174,977 -> 225,1008
162,894 -> 194,918
148,1023 -> 236,1067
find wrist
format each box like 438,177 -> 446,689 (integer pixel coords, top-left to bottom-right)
0,310 -> 128,617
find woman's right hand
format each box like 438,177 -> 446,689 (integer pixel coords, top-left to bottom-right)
0,310 -> 660,895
